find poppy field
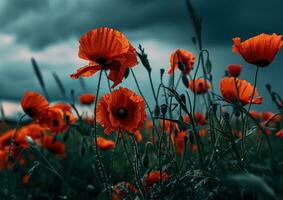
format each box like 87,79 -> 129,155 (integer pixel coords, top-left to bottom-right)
0,1 -> 283,200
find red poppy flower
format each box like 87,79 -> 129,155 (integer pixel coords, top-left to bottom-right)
168,49 -> 195,75
145,120 -> 153,132
219,77 -> 262,105
249,110 -> 261,119
96,87 -> 146,134
39,103 -> 75,134
227,64 -> 242,77
21,91 -> 49,119
16,124 -> 48,148
276,129 -> 283,138
96,137 -> 115,150
144,170 -> 169,186
133,130 -> 143,142
175,131 -> 187,156
188,78 -> 211,94
0,150 -> 8,170
232,33 -> 283,67
0,129 -> 14,149
70,27 -> 138,88
79,93 -> 96,105
22,174 -> 30,186
261,112 -> 281,122
43,136 -> 65,156
161,120 -> 179,134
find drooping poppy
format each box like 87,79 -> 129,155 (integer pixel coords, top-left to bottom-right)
96,87 -> 146,134
70,27 -> 138,88
219,77 -> 262,105
144,170 -> 169,186
79,93 -> 96,105
96,136 -> 115,150
227,64 -> 242,77
276,129 -> 283,138
21,91 -> 49,119
188,78 -> 211,94
168,49 -> 195,75
232,33 -> 283,67
43,136 -> 65,156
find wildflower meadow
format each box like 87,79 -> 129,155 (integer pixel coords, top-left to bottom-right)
0,0 -> 282,199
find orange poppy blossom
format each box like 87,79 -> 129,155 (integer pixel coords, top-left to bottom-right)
227,64 -> 242,77
144,170 -> 169,186
79,93 -> 96,105
145,120 -> 153,132
276,129 -> 283,138
43,136 -> 65,156
15,124 -> 48,148
168,49 -> 196,75
22,174 -> 30,186
96,87 -> 146,134
175,131 -> 188,156
232,33 -> 283,67
133,130 -> 143,142
112,181 -> 138,200
21,91 -> 49,119
96,136 -> 115,150
249,110 -> 261,120
219,77 -> 262,106
70,27 -> 138,88
260,112 -> 282,123
161,119 -> 180,134
188,78 -> 211,94
39,103 -> 76,134
183,112 -> 208,137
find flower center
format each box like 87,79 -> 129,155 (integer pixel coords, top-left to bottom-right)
95,57 -> 109,66
253,59 -> 270,67
116,108 -> 128,119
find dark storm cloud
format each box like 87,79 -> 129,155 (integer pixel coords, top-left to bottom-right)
0,0 -> 282,49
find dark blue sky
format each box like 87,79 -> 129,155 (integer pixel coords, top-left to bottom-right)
0,0 -> 282,111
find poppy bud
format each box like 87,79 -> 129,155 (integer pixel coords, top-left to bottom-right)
223,112 -> 230,120
182,75 -> 189,88
180,94 -> 186,104
178,61 -> 185,72
205,58 -> 212,74
160,104 -> 168,115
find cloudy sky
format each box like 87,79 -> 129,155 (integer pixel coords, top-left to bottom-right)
0,0 -> 282,112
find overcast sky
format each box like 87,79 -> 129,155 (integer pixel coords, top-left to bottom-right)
0,0 -> 282,111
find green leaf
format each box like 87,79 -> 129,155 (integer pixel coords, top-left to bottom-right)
226,173 -> 276,199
